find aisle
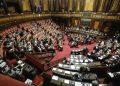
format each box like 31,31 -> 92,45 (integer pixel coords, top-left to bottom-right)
51,35 -> 95,62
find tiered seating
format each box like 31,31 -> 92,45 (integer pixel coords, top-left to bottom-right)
52,67 -> 97,82
51,75 -> 108,86
50,33 -> 120,86
0,56 -> 42,86
50,47 -> 113,85
90,35 -> 120,68
51,75 -> 92,86
67,33 -> 95,47
65,27 -> 104,36
0,19 -> 65,86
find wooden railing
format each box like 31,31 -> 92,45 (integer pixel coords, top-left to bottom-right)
0,13 -> 120,23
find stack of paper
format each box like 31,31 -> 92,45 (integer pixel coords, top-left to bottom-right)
52,75 -> 58,80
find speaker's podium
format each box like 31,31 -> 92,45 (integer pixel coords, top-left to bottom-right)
25,52 -> 55,71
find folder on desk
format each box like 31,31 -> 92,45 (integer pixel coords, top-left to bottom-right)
88,59 -> 93,62
76,60 -> 79,63
70,56 -> 74,59
75,63 -> 79,65
58,63 -> 63,67
21,63 -> 25,67
71,72 -> 76,75
75,81 -> 82,86
85,59 -> 88,63
81,63 -> 87,65
74,57 -> 78,59
52,68 -> 57,71
70,65 -> 75,69
52,75 -> 59,80
64,64 -> 69,68
58,69 -> 63,73
84,83 -> 92,86
65,70 -> 70,74
25,79 -> 32,85
79,55 -> 83,58
76,66 -> 80,70
18,60 -> 23,64
64,79 -> 70,84
80,60 -> 83,63
108,72 -> 114,78
99,84 -> 108,86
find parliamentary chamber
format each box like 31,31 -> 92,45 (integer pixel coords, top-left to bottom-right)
0,0 -> 120,86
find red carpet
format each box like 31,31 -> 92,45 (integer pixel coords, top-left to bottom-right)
51,35 -> 95,62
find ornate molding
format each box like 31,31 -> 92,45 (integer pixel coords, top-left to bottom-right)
0,13 -> 120,24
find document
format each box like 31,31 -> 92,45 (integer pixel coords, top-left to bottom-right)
64,79 -> 69,84
75,81 -> 82,86
52,75 -> 58,80
65,70 -> 70,74
71,65 -> 75,69
58,63 -> 63,67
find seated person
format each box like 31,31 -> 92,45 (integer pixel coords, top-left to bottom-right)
72,73 -> 82,81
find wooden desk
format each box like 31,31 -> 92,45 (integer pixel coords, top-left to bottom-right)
51,75 -> 108,86
58,63 -> 109,74
52,67 -> 97,82
25,52 -> 55,71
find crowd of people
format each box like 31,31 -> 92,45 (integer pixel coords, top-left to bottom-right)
0,19 -> 120,86
1,19 -> 64,60
65,26 -> 104,36
0,19 -> 65,86
67,33 -> 95,47
89,34 -> 120,67
50,33 -> 120,86
65,26 -> 105,48
0,57 -> 39,86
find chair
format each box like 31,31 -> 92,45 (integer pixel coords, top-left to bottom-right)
6,59 -> 17,66
33,75 -> 43,86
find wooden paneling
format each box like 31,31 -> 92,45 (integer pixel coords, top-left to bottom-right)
68,0 -> 73,11
34,0 -> 39,6
43,0 -> 49,11
76,0 -> 81,12
93,0 -> 99,12
94,21 -> 100,29
110,0 -> 120,12
61,0 -> 66,12
55,0 -> 59,11
0,13 -> 120,27
84,0 -> 95,11
49,0 -> 54,11
22,0 -> 31,11
98,0 -> 105,12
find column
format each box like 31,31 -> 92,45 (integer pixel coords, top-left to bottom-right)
110,0 -> 120,12
29,0 -> 35,13
48,0 -> 50,11
84,0 -> 95,11
39,0 -> 43,12
68,0 -> 73,12
76,0 -> 81,12
105,0 -> 113,12
80,0 -> 85,12
49,0 -> 54,12
93,0 -> 100,12
1,0 -> 8,14
55,0 -> 59,12
98,0 -> 105,12
73,0 -> 77,12
59,0 -> 62,12
65,0 -> 68,12
18,0 -> 23,13
103,0 -> 110,12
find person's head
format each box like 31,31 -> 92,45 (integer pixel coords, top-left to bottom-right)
92,80 -> 98,86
